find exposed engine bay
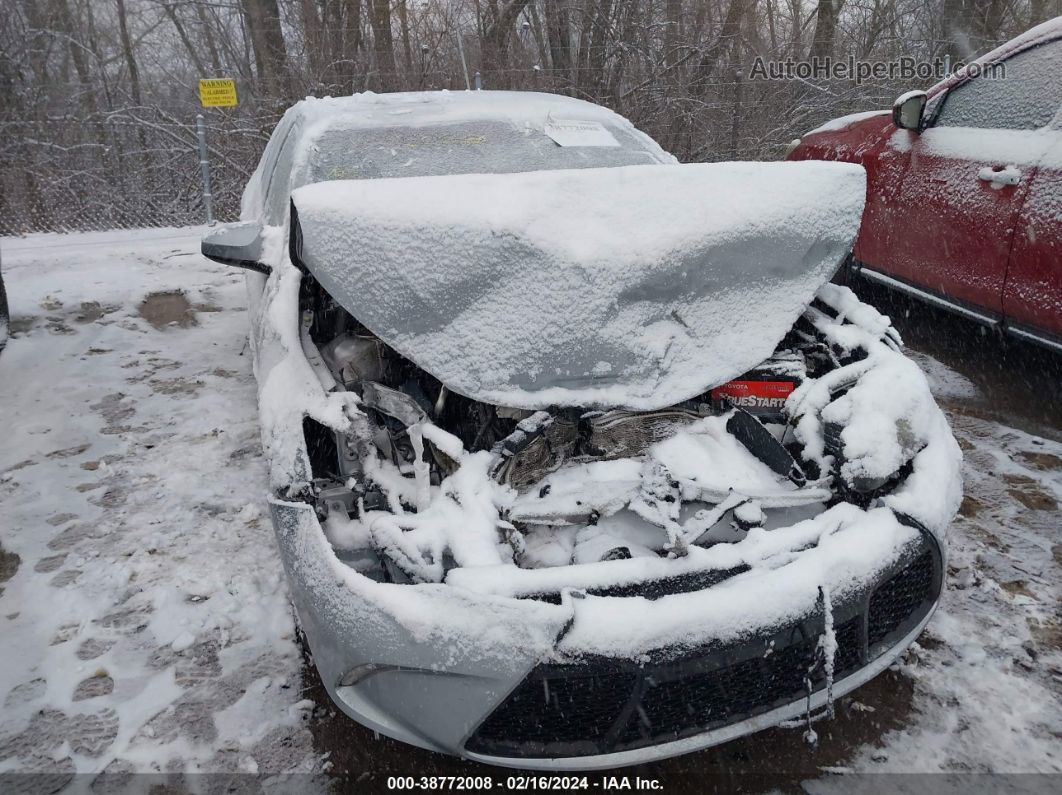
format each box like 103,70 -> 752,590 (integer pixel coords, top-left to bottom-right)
293,271 -> 924,589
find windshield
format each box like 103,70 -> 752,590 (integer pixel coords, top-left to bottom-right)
308,120 -> 664,183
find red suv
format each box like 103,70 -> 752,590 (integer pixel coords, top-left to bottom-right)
788,18 -> 1062,352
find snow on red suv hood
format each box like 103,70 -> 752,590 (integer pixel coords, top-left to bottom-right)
291,161 -> 866,410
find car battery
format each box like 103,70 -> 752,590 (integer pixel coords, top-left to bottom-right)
709,371 -> 799,423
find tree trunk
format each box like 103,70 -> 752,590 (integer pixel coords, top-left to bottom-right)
665,0 -> 682,67
482,0 -> 531,77
299,0 -> 326,83
397,0 -> 413,75
808,0 -> 837,61
791,0 -> 804,58
159,3 -> 208,77
240,0 -> 291,95
194,3 -> 225,74
20,0 -> 52,86
942,0 -> 1007,63
368,0 -> 397,90
525,2 -> 551,72
543,0 -> 572,84
584,0 -> 614,98
50,0 -> 97,114
691,0 -> 749,95
341,0 -> 363,92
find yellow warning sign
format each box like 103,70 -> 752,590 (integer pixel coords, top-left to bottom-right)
198,78 -> 237,108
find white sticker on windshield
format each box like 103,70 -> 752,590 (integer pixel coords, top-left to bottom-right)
543,118 -> 621,147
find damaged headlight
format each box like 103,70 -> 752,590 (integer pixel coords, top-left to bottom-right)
491,412 -> 578,489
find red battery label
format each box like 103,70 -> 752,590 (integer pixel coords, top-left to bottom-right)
710,380 -> 796,411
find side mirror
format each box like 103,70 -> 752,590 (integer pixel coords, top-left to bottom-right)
201,221 -> 270,274
892,90 -> 928,131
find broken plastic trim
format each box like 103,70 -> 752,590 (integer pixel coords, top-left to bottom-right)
289,200 -> 308,274
516,564 -> 752,605
361,381 -> 429,427
726,408 -> 806,487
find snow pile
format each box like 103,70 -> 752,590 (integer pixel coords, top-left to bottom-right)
556,504 -> 918,657
365,450 -> 518,583
921,127 -> 1061,169
789,284 -> 962,536
293,161 -> 866,409
652,415 -> 807,501
247,239 -> 363,495
302,277 -> 959,595
354,406 -> 837,583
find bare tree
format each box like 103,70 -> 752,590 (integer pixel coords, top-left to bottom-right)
368,0 -> 397,89
808,0 -> 839,60
1,0 -> 1052,234
241,0 -> 291,94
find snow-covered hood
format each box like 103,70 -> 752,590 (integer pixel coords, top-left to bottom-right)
291,161 -> 866,410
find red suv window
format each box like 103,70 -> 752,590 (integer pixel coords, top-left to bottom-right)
932,40 -> 1062,131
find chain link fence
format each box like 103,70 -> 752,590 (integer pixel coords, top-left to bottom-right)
0,109 -> 272,236
2,75 -> 906,237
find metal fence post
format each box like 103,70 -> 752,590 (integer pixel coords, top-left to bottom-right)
456,33 -> 471,90
195,114 -> 215,226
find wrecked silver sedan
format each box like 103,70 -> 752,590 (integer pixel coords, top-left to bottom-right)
202,91 -> 961,769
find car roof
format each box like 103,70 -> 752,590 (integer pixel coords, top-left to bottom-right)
928,16 -> 1062,96
285,90 -> 650,135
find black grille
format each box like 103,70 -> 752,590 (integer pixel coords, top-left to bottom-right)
469,664 -> 637,756
618,617 -> 863,750
466,615 -> 867,759
467,540 -> 940,759
868,550 -> 935,648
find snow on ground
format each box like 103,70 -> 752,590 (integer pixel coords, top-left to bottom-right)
839,375 -> 1062,774
0,229 -> 324,787
0,228 -> 1059,791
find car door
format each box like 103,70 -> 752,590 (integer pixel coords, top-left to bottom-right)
877,39 -> 1062,318
1003,125 -> 1062,342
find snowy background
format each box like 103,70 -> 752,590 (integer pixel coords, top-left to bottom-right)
0,229 -> 1059,791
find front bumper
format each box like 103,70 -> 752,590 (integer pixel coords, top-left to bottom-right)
470,613 -> 936,770
271,498 -> 942,769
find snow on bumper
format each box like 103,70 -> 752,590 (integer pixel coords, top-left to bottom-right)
270,494 -> 941,764
269,497 -> 564,755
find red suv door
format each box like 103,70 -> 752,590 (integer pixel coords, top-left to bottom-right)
870,38 -> 1062,319
1004,134 -> 1062,341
